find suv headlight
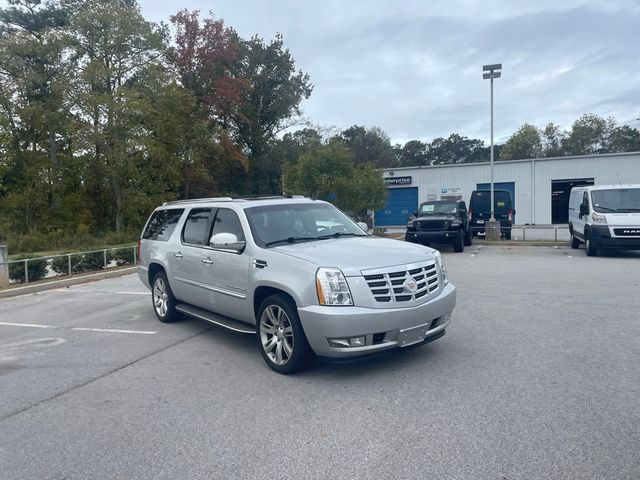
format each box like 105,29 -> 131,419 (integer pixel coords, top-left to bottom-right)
433,251 -> 448,285
316,268 -> 353,306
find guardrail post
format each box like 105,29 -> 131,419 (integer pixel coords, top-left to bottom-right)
0,245 -> 8,288
554,227 -> 558,241
133,245 -> 137,265
24,259 -> 29,284
103,249 -> 108,269
523,228 -> 526,241
68,254 -> 72,275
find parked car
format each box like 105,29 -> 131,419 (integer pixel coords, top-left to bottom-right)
138,196 -> 456,373
468,189 -> 514,239
405,200 -> 472,252
568,184 -> 640,256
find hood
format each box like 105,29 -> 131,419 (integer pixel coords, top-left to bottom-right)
602,212 -> 640,226
271,236 -> 435,276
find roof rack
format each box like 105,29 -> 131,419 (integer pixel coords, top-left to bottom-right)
233,194 -> 309,201
163,197 -> 233,206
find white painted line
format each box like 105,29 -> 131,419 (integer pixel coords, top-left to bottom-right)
0,321 -> 156,335
0,321 -> 57,329
71,327 -> 157,335
53,290 -> 147,295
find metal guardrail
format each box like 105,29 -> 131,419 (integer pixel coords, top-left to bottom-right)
0,245 -> 138,285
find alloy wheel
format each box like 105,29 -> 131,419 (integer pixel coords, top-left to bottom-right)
259,305 -> 294,366
153,277 -> 168,317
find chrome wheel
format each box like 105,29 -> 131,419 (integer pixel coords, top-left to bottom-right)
259,305 -> 294,366
153,277 -> 168,317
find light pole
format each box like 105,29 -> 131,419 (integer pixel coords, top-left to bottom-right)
483,63 -> 501,221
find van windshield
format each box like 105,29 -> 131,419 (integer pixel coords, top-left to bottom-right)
591,188 -> 640,213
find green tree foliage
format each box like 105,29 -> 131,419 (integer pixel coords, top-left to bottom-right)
395,140 -> 428,167
234,34 -> 313,193
541,122 -> 565,157
500,123 -> 543,160
563,113 -> 615,156
339,125 -> 396,167
283,141 -> 387,219
428,134 -> 486,165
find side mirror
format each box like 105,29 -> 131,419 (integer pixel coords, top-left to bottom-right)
413,211 -> 418,217
209,232 -> 246,253
579,204 -> 589,216
357,221 -> 369,232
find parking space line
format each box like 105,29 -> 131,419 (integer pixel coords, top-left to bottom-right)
53,290 -> 147,295
0,321 -> 56,329
71,327 -> 156,335
0,322 -> 156,335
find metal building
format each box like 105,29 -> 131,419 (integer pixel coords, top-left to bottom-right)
375,151 -> 640,227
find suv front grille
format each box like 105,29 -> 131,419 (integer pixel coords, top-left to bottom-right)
363,262 -> 439,303
417,220 -> 447,231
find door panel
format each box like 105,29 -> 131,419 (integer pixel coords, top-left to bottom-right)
374,187 -> 419,227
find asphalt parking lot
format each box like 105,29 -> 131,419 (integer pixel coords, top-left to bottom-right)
1,245 -> 639,480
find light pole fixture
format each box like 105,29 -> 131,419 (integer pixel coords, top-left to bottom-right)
483,63 -> 501,221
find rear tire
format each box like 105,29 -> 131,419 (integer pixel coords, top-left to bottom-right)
464,229 -> 472,246
452,231 -> 464,252
257,294 -> 314,374
570,234 -> 580,249
585,232 -> 598,257
151,272 -> 180,323
504,230 -> 512,240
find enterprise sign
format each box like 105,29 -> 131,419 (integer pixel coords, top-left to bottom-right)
384,176 -> 412,185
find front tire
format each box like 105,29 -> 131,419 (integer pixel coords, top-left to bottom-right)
585,232 -> 598,256
257,294 -> 314,374
152,272 -> 180,323
452,231 -> 464,252
504,229 -> 512,240
464,229 -> 472,246
570,234 -> 580,249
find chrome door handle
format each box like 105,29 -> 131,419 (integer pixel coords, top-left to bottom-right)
174,252 -> 184,259
202,258 -> 214,265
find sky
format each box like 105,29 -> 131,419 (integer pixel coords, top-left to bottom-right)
12,0 -> 640,145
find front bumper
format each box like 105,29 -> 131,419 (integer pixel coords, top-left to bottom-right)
405,230 -> 457,244
298,282 -> 456,358
590,225 -> 640,249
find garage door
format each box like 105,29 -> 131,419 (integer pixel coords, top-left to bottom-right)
374,187 -> 418,227
477,182 -> 516,222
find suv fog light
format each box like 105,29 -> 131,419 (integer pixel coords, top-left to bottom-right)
328,336 -> 366,348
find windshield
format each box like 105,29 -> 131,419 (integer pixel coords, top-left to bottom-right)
419,203 -> 457,215
591,188 -> 640,213
244,202 -> 368,247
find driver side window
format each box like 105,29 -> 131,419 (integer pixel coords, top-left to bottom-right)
210,208 -> 245,242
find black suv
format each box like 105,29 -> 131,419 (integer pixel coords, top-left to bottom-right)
405,200 -> 472,252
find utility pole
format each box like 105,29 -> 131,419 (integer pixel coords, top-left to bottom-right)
483,63 -> 501,223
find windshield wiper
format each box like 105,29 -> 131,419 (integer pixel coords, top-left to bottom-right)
616,208 -> 640,212
594,206 -> 616,212
264,236 -> 327,247
318,232 -> 366,239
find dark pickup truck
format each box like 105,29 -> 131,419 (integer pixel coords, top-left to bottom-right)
405,200 -> 473,252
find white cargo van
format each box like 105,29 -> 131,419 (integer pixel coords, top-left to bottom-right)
568,185 -> 640,256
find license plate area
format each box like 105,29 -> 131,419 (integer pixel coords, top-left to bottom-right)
398,324 -> 429,347
476,220 -> 485,224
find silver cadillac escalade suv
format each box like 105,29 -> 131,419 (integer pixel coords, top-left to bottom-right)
138,196 -> 456,373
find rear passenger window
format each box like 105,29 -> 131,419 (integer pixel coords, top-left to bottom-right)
143,209 -> 184,241
182,209 -> 212,245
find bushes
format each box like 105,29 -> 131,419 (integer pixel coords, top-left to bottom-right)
110,247 -> 135,266
51,251 -> 106,275
8,257 -> 48,283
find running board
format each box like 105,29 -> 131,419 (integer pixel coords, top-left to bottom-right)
175,304 -> 256,334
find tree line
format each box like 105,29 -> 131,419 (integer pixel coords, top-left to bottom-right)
1,1 -> 639,254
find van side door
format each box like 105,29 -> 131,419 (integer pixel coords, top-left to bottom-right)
573,192 -> 590,238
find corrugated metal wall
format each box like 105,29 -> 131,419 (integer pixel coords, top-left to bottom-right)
379,152 -> 640,226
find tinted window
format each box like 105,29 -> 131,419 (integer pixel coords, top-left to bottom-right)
419,202 -> 457,215
182,209 -> 212,245
470,191 -> 512,212
142,209 -> 184,241
211,209 -> 245,241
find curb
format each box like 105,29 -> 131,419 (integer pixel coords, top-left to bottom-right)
0,267 -> 138,300
473,240 -> 568,247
